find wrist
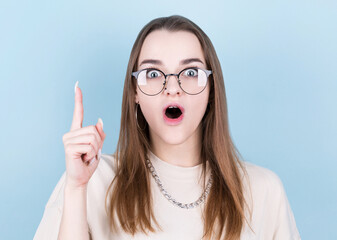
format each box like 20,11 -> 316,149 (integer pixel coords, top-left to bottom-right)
65,179 -> 88,193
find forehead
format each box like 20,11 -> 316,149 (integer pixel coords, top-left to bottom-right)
137,30 -> 205,68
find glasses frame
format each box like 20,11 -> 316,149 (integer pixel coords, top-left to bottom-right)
131,67 -> 212,96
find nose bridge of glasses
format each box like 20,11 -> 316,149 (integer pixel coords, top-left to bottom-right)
164,73 -> 180,85
164,74 -> 181,93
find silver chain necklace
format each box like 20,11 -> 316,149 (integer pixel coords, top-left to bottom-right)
145,158 -> 213,209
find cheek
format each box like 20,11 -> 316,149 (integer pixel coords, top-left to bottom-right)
189,88 -> 210,121
141,105 -> 155,122
188,98 -> 208,125
138,97 -> 160,126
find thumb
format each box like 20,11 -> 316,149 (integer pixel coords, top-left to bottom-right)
96,118 -> 105,148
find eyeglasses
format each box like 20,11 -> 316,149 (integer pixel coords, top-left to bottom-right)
131,67 -> 212,96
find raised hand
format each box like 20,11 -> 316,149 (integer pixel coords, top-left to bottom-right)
62,81 -> 106,189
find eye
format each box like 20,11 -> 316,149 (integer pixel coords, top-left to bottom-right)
146,69 -> 162,79
183,68 -> 198,77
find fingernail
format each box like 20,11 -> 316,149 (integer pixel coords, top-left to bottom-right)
74,81 -> 79,94
89,156 -> 96,165
98,118 -> 103,129
98,148 -> 102,160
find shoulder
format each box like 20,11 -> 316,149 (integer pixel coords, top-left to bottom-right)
238,160 -> 288,214
238,161 -> 293,222
238,161 -> 301,239
45,153 -> 118,209
239,160 -> 285,194
35,154 -> 118,239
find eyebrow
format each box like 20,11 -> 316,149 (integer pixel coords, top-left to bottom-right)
139,58 -> 205,66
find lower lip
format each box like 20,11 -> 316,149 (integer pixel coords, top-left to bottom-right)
163,113 -> 184,125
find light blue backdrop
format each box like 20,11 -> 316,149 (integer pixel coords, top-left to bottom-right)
0,0 -> 336,239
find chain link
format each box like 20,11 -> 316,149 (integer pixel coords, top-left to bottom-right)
146,159 -> 213,209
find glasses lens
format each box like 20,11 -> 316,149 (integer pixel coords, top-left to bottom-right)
179,68 -> 207,94
137,69 -> 165,95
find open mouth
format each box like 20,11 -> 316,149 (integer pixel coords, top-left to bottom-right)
165,106 -> 183,119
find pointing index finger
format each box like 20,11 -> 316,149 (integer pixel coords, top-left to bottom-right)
71,81 -> 84,131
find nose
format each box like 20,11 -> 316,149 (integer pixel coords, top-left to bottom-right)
163,75 -> 181,96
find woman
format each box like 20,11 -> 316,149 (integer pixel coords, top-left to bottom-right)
34,15 -> 301,240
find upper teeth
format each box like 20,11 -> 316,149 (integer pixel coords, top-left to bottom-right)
169,106 -> 177,108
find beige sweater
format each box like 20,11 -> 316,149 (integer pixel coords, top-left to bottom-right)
34,151 -> 301,240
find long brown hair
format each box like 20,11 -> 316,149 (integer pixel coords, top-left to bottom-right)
105,15 -> 253,240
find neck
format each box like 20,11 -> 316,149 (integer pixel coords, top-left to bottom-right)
149,124 -> 202,167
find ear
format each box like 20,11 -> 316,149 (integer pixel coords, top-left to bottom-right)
135,93 -> 139,104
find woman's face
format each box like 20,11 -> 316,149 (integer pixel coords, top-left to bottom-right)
135,30 -> 210,146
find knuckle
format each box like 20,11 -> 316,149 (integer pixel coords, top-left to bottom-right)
64,144 -> 71,153
90,125 -> 97,133
62,133 -> 67,142
89,143 -> 95,152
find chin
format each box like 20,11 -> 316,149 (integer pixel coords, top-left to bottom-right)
162,136 -> 187,145
160,128 -> 197,146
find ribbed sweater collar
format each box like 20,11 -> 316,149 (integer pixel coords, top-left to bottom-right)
147,150 -> 210,181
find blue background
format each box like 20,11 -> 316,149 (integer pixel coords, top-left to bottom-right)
1,0 -> 336,239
